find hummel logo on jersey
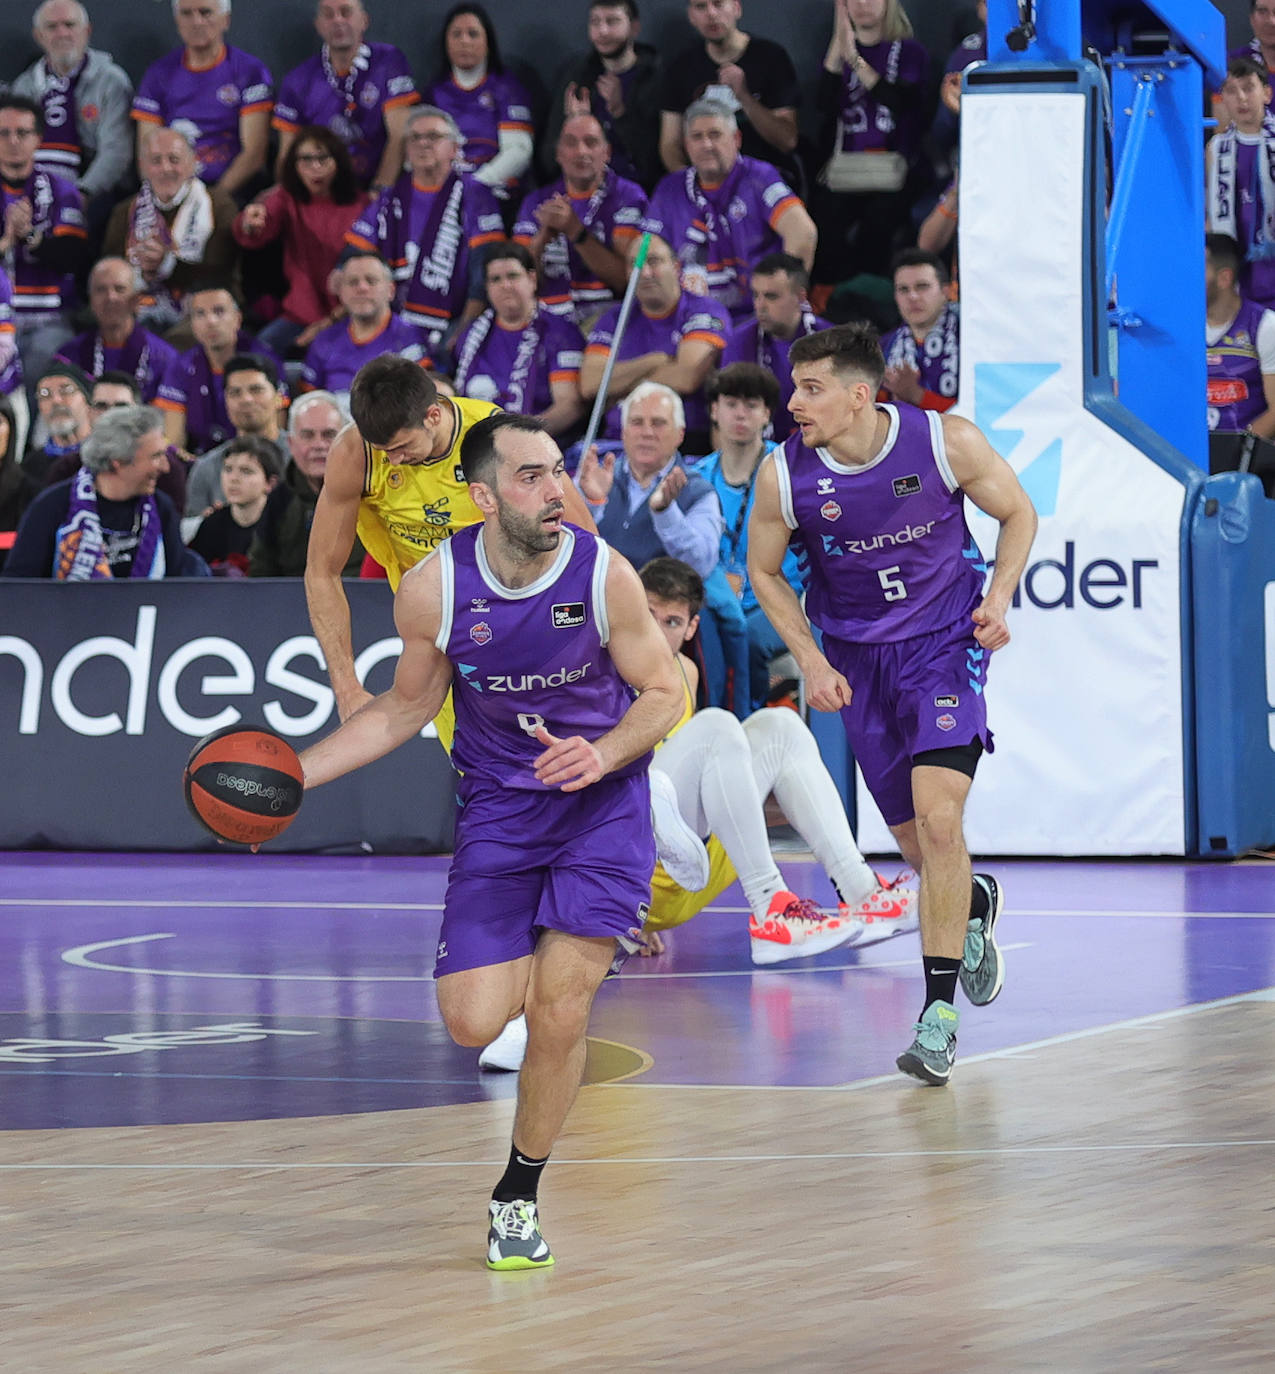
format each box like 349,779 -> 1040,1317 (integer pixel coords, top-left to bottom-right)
893,474 -> 922,497
470,598 -> 489,613
817,476 -> 836,495
437,941 -> 448,959
552,602 -> 586,628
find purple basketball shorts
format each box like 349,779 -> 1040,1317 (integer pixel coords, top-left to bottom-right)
434,770 -> 655,977
823,617 -> 994,828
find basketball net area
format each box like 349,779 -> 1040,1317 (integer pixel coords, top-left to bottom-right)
850,2 -> 1275,858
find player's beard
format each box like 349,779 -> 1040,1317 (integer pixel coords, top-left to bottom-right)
494,494 -> 564,558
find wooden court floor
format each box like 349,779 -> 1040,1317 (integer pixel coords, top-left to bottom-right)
1,853 -> 1272,1372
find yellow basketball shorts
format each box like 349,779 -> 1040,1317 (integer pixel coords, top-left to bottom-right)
645,835 -> 738,931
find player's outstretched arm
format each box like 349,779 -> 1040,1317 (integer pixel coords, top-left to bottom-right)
304,425 -> 376,723
300,555 -> 452,789
746,455 -> 852,711
533,551 -> 685,792
943,413 -> 1039,650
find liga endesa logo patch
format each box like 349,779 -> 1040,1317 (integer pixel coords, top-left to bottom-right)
552,602 -> 586,628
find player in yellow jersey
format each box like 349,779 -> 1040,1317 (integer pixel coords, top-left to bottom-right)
639,557 -> 918,964
305,355 -> 596,737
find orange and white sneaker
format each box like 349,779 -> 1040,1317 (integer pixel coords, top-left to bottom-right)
749,891 -> 864,965
841,870 -> 919,948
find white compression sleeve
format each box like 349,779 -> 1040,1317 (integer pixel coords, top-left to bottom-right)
741,710 -> 877,905
654,708 -> 786,917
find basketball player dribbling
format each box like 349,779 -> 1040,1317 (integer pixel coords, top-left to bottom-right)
748,324 -> 1038,1085
299,413 -> 684,1269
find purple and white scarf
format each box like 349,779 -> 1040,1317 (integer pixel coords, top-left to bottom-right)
884,302 -> 960,401
454,307 -> 544,413
405,171 -> 467,323
1209,114 -> 1275,255
536,170 -> 615,302
54,466 -> 164,580
37,56 -> 88,179
321,42 -> 371,141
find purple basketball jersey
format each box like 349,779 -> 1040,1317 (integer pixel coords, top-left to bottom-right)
773,404 -> 983,643
1207,296 -> 1272,431
439,523 -> 646,793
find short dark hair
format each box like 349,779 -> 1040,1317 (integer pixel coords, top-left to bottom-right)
0,94 -> 43,135
280,124 -> 361,205
350,355 -> 440,445
483,241 -> 536,277
639,556 -> 704,616
224,352 -> 280,387
751,251 -> 809,292
706,361 -> 780,410
93,370 -> 143,402
1226,56 -> 1270,85
460,411 -> 549,485
590,0 -> 639,18
891,247 -> 949,285
1206,232 -> 1245,280
185,280 -> 241,308
222,433 -> 284,482
788,324 -> 886,391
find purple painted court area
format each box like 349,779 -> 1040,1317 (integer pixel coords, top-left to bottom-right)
0,852 -> 1272,1129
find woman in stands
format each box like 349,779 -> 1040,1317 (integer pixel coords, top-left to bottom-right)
424,3 -> 534,203
232,126 -> 371,358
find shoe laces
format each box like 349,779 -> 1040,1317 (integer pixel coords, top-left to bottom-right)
913,1019 -> 956,1053
779,894 -> 827,928
491,1200 -> 538,1240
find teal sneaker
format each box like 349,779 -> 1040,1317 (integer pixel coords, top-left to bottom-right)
960,873 -> 1004,1006
486,1200 -> 555,1271
896,1000 -> 960,1085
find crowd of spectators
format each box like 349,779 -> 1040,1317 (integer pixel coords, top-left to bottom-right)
2,0 -> 1250,710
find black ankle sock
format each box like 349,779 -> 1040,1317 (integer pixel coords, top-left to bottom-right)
922,957 -> 961,1016
970,876 -> 989,923
492,1143 -> 549,1203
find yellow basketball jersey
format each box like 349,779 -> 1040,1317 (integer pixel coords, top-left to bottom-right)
356,396 -> 500,589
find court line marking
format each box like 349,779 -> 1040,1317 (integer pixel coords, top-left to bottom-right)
6,897 -> 1274,918
604,984 -> 1275,1090
59,932 -> 1036,982
0,1139 -> 1273,1171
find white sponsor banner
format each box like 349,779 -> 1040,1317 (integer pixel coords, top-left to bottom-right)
855,90 -> 1187,856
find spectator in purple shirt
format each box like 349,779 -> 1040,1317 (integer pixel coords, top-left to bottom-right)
722,251 -> 828,441
813,0 -> 929,285
56,256 -> 180,402
0,94 -> 87,407
132,0 -> 272,201
579,230 -> 729,453
453,242 -> 586,438
301,250 -> 424,401
424,3 -> 534,202
646,99 -> 816,321
344,104 -> 506,352
156,283 -> 281,454
273,0 -> 420,191
514,113 -> 647,326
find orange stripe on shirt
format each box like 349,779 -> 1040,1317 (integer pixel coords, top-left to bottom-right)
241,100 -> 274,117
271,116 -> 301,134
131,110 -> 163,125
498,121 -> 534,134
767,195 -> 802,230
383,93 -> 420,112
469,231 -> 506,248
152,397 -> 185,413
549,368 -> 579,385
683,330 -> 726,348
52,224 -> 87,239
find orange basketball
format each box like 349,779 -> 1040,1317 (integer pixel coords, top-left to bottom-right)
183,725 -> 305,846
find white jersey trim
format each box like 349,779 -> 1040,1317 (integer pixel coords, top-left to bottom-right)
816,404 -> 901,476
475,525 -> 576,599
592,537 -> 612,645
434,544 -> 455,652
770,450 -> 798,530
929,410 -> 959,493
